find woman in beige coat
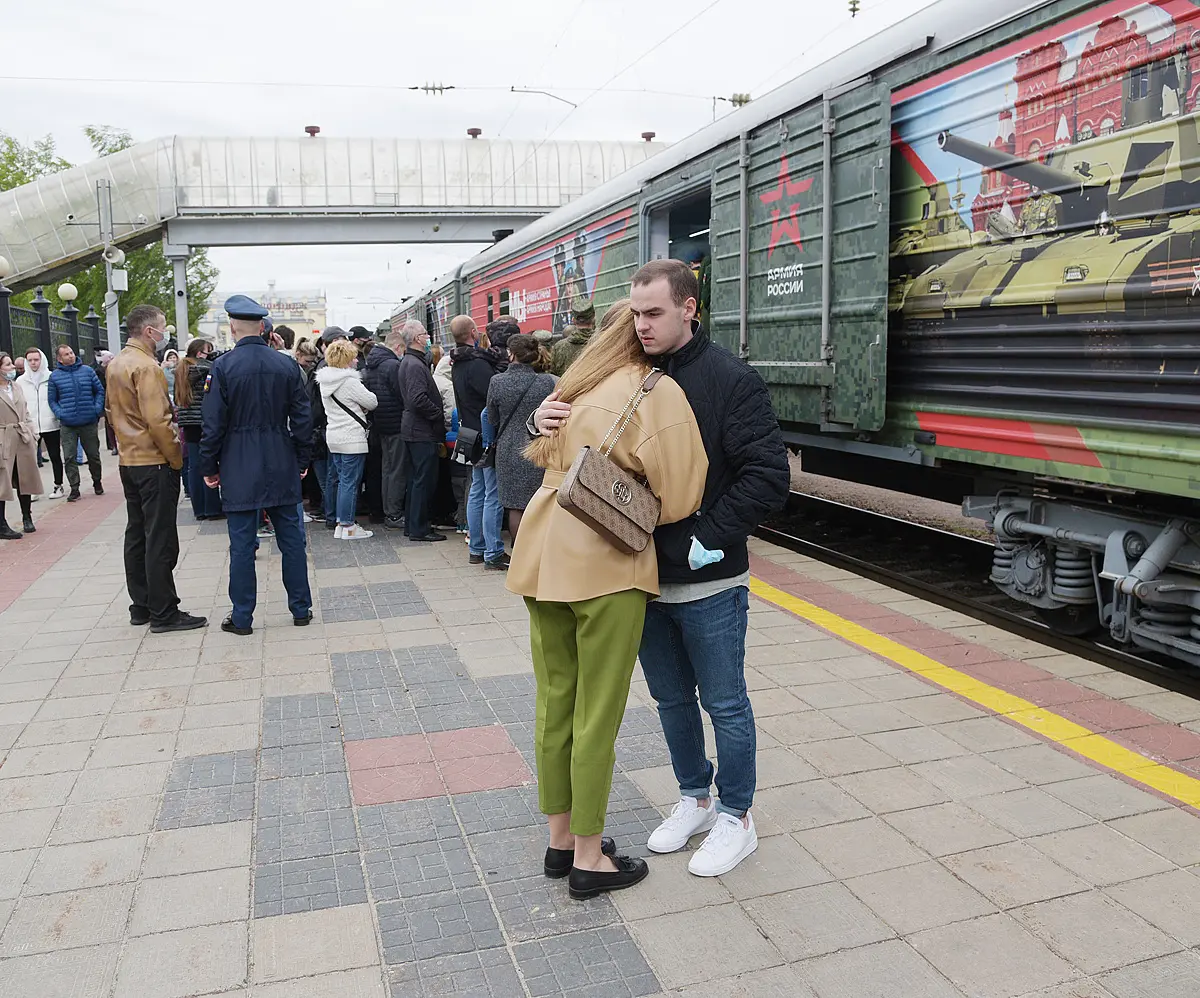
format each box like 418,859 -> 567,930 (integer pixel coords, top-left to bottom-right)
508,302 -> 707,901
0,352 -> 43,539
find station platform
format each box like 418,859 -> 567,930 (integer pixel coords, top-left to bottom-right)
2,478 -> 1200,998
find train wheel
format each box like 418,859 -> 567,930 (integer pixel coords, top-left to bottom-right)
1034,605 -> 1101,637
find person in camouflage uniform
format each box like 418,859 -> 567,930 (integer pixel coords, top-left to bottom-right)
1018,191 -> 1058,234
549,299 -> 596,377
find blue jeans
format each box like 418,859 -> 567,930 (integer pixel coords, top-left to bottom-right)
313,457 -> 332,520
226,503 -> 311,628
328,452 -> 366,526
639,586 -> 755,816
467,464 -> 504,561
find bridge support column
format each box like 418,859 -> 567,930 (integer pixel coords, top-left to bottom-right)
163,240 -> 191,351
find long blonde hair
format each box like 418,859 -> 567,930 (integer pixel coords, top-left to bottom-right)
525,298 -> 646,468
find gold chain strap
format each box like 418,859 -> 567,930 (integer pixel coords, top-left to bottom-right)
600,371 -> 656,458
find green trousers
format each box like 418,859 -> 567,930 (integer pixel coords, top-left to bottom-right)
526,590 -> 647,836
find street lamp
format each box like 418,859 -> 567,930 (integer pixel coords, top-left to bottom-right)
57,282 -> 79,303
58,283 -> 81,356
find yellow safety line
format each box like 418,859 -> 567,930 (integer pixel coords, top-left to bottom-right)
750,577 -> 1200,810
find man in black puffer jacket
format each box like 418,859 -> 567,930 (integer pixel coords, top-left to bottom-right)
533,259 -> 790,878
362,334 -> 406,529
396,321 -> 446,543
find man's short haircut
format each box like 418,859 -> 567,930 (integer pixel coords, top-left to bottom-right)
449,314 -> 477,345
274,325 -> 296,349
385,330 -> 405,352
631,259 -> 699,307
24,346 -> 40,358
55,343 -> 73,359
125,304 -> 165,338
403,320 -> 428,348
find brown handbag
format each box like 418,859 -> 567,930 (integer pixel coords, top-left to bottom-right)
556,370 -> 664,555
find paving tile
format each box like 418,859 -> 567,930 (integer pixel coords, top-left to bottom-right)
0,884 -> 134,956
357,797 -> 459,848
792,735 -> 899,777
1108,808 -> 1200,867
377,887 -> 502,965
452,786 -> 541,835
671,965 -> 817,998
1032,824 -> 1175,887
49,795 -> 159,845
261,741 -> 346,780
942,840 -> 1089,908
158,752 -> 257,829
1012,891 -> 1180,976
742,881 -> 893,961
970,787 -> 1095,838
25,835 -> 145,894
911,753 -> 1028,799
0,772 -> 77,811
756,709 -> 851,745
345,734 -> 432,770
15,714 -> 105,747
794,938 -> 965,998
631,903 -> 783,988
834,766 -> 950,813
254,852 -> 367,917
253,967 -> 387,998
1102,869 -> 1200,947
143,821 -> 253,877
909,912 -> 1077,998
395,644 -> 468,685
822,702 -> 919,735
937,715 -> 1041,753
846,860 -> 997,934
256,807 -> 360,864
882,800 -> 1014,858
468,825 -> 552,885
262,693 -> 342,748
0,943 -> 120,998
70,760 -> 169,804
336,689 -> 421,741
130,867 -> 250,934
795,815 -> 928,878
1043,775 -> 1172,821
113,921 -> 248,998
364,832 -> 479,900
983,743 -> 1100,785
0,806 -> 59,851
751,780 -> 869,837
861,725 -> 968,765
491,874 -> 618,942
608,851 -> 735,921
258,772 -> 351,817
713,832 -> 832,900
1099,950 -> 1200,998
388,949 -> 522,997
251,904 -> 379,982
1013,980 -> 1116,998
440,750 -> 532,794
350,762 -> 443,806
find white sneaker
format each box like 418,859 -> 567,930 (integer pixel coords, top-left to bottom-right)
29,493 -> 40,503
647,796 -> 718,854
302,512 -> 314,523
50,485 -> 65,499
341,523 -> 373,540
334,524 -> 344,539
688,812 -> 758,877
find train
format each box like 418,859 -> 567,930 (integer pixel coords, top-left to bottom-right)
391,0 -> 1200,670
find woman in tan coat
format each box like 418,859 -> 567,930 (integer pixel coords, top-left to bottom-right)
508,302 -> 707,900
0,352 -> 43,539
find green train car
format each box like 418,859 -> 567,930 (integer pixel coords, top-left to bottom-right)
423,0 -> 1200,668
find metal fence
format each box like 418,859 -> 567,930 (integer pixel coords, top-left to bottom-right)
0,286 -> 104,368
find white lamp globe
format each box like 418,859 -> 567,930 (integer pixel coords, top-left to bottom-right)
0,255 -> 12,280
57,282 -> 79,302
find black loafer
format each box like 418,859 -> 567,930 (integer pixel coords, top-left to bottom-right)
293,611 -> 313,627
220,615 -> 252,636
544,836 -> 616,878
568,854 -> 649,900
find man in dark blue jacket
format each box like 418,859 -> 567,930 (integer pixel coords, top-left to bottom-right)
201,295 -> 314,635
396,320 -> 446,542
362,334 -> 406,529
48,343 -> 106,501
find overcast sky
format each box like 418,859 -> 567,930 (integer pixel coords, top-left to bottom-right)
5,0 -> 932,328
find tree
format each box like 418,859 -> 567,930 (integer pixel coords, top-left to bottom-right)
1,127 -> 219,335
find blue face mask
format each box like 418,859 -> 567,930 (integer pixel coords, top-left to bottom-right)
425,342 -> 432,359
2,370 -> 15,382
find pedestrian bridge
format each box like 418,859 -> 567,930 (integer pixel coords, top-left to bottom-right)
0,135 -> 665,291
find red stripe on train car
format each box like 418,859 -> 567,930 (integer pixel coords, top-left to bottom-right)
915,413 -> 1105,468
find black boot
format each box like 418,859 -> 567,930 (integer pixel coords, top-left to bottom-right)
0,521 -> 22,540
22,514 -> 35,534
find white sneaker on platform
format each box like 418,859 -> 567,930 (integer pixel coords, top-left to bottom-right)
647,796 -> 718,854
50,485 -> 65,499
341,523 -> 373,540
688,812 -> 758,877
334,524 -> 344,539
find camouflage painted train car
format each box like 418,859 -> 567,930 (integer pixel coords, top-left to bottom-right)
448,0 -> 1200,668
389,271 -> 463,348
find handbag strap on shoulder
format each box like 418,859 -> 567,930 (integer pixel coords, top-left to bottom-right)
600,369 -> 662,459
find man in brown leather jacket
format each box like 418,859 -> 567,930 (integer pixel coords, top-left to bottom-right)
105,304 -> 207,634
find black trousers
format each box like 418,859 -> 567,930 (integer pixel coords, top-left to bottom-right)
120,464 -> 182,623
403,440 -> 439,538
40,430 -> 63,487
363,428 -> 383,519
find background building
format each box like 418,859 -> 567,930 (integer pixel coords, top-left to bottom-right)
198,281 -> 327,348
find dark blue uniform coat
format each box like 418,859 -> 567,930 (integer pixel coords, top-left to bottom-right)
199,337 -> 313,512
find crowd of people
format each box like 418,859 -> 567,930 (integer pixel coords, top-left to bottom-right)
0,259 -> 791,899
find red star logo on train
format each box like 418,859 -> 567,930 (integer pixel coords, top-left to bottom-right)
760,155 -> 813,259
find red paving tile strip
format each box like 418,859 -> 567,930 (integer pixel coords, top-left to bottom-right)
347,725 -> 533,805
1110,725 -> 1200,763
0,471 -> 123,612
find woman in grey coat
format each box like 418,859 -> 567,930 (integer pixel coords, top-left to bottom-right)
485,334 -> 557,540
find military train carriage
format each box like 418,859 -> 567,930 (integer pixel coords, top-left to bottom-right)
392,0 -> 1200,669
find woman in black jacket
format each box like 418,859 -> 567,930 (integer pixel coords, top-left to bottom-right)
175,339 -> 223,520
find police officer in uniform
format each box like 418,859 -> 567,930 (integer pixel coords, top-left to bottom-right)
200,295 -> 314,634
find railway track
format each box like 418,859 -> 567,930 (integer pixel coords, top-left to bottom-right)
759,491 -> 1200,697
